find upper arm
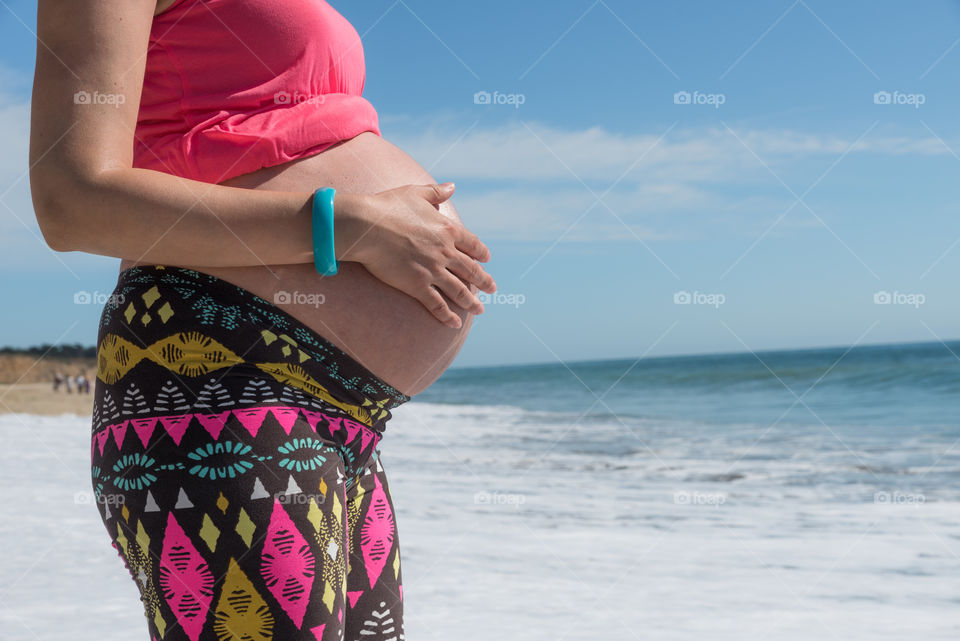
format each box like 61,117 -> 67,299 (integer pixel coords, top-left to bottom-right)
29,0 -> 157,220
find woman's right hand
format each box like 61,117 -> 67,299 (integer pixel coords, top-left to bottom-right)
338,182 -> 497,329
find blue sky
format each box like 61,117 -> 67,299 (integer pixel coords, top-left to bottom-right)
2,0 -> 960,368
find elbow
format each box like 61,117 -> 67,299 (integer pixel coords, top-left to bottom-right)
33,202 -> 75,253
29,168 -> 89,252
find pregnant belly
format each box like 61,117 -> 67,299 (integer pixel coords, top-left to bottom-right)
119,132 -> 475,396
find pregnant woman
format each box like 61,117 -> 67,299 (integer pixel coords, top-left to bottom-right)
29,1 -> 496,639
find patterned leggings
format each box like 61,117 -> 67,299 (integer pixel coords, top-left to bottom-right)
90,265 -> 411,641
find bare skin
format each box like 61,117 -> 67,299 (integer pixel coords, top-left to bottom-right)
30,0 -> 497,397
122,133 -> 479,396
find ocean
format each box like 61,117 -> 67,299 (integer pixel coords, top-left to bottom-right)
1,340 -> 958,640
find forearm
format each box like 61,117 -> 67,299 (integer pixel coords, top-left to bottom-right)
33,166 -> 367,267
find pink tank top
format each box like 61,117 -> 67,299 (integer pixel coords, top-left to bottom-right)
135,0 -> 380,184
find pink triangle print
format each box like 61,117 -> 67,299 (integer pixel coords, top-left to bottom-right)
340,418 -> 361,444
131,417 -> 159,448
347,590 -> 364,608
271,406 -> 301,435
159,414 -> 192,445
260,498 -> 316,628
95,429 -> 111,456
159,512 -> 214,641
109,420 -> 129,450
360,475 -> 396,590
311,624 -> 326,640
233,407 -> 271,438
194,411 -> 230,440
327,416 -> 344,437
300,409 -> 325,433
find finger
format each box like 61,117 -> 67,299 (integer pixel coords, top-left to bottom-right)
420,182 -> 455,206
453,227 -> 491,263
418,287 -> 462,329
436,271 -> 484,315
448,254 -> 496,295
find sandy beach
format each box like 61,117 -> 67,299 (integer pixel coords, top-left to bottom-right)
0,383 -> 94,416
0,353 -> 96,415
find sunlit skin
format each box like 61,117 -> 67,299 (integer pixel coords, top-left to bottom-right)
31,0 -> 498,397
121,133 -> 484,396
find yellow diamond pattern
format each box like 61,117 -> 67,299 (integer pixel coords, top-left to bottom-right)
306,498 -> 324,532
281,345 -> 291,357
236,507 -> 255,547
318,477 -> 327,497
142,285 -> 161,308
154,609 -> 167,637
115,522 -> 129,556
214,558 -> 274,641
393,548 -> 400,579
254,362 -> 371,426
141,312 -> 151,326
261,329 -> 278,345
124,302 -> 136,323
322,581 -> 335,613
216,491 -> 229,514
298,350 -> 310,363
157,301 -> 174,323
332,491 -> 342,526
121,503 -> 130,522
199,514 -> 220,552
136,519 -> 151,553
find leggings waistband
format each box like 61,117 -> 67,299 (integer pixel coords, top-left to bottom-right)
95,265 -> 410,432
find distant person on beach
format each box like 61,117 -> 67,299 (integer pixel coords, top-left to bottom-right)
52,371 -> 63,392
64,374 -> 73,394
31,1 -> 497,638
75,372 -> 88,395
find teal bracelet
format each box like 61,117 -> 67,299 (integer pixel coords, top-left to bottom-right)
311,187 -> 338,276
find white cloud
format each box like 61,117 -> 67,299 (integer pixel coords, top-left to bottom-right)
392,120 -> 952,185
3,99 -> 954,264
